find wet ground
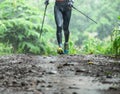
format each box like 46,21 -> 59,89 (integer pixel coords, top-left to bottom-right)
0,54 -> 120,94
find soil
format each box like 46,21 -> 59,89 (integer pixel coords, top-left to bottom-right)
0,54 -> 120,94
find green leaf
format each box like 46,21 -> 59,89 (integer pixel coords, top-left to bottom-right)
118,16 -> 120,20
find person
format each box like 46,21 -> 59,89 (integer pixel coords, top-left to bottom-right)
44,0 -> 74,54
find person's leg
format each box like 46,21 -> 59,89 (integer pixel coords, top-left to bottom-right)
63,10 -> 71,43
63,8 -> 72,54
54,5 -> 63,47
54,5 -> 64,54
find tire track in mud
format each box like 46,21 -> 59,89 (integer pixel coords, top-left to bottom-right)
0,54 -> 120,94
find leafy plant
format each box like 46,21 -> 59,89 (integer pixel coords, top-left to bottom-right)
0,43 -> 12,55
118,16 -> 120,20
111,27 -> 120,55
0,0 -> 48,54
110,16 -> 120,55
80,37 -> 111,54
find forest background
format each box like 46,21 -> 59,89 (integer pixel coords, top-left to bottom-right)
0,0 -> 120,55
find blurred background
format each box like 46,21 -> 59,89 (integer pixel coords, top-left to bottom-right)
0,0 -> 120,55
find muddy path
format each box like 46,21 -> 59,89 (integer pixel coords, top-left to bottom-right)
0,54 -> 120,94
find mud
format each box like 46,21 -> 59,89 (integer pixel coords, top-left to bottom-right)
0,54 -> 120,94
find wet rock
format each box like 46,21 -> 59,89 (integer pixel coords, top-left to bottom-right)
28,69 -> 33,73
33,90 -> 43,94
106,75 -> 112,78
69,86 -> 79,89
57,65 -> 63,69
41,85 -> 45,87
53,92 -> 59,94
36,80 -> 41,85
32,65 -> 36,68
75,69 -> 87,73
109,86 -> 118,90
40,80 -> 46,83
12,80 -> 19,87
47,70 -> 57,74
72,92 -> 78,94
2,80 -> 9,86
96,73 -> 100,77
36,84 -> 42,91
49,61 -> 54,63
63,63 -> 72,66
21,81 -> 28,87
0,75 -> 4,79
47,84 -> 53,88
18,61 -> 22,64
13,75 -> 17,79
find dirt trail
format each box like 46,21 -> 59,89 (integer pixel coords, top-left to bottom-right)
0,54 -> 120,94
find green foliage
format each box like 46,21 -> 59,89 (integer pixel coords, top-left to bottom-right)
111,28 -> 120,55
0,0 -> 48,54
0,43 -> 12,55
69,0 -> 120,42
110,16 -> 120,55
40,26 -> 57,55
69,41 -> 79,54
1,18 -> 41,54
80,38 -> 111,54
118,16 -> 120,20
0,0 -> 39,19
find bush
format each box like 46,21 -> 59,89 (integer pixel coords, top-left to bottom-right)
0,0 -> 48,54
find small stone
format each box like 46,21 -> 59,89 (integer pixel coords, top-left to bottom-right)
12,81 -> 18,86
109,87 -> 118,90
36,84 -> 42,91
72,92 -> 78,94
3,81 -> 8,86
106,75 -> 112,78
69,86 -> 79,89
21,81 -> 27,86
53,92 -> 59,94
49,61 -> 54,63
47,84 -> 53,88
0,75 -> 4,79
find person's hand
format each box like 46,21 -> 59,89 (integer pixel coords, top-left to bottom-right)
68,1 -> 73,7
44,0 -> 49,6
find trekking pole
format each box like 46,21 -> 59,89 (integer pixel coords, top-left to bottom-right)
40,4 -> 48,39
72,6 -> 97,24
